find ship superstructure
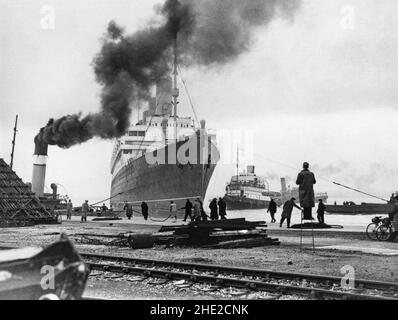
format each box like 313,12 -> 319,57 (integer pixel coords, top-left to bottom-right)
224,166 -> 280,210
110,46 -> 219,217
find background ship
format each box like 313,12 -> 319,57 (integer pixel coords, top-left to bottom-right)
325,201 -> 394,215
224,165 -> 279,210
109,49 -> 219,218
224,167 -> 329,211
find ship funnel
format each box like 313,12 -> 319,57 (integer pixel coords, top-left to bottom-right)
200,120 -> 206,129
281,177 -> 287,192
156,77 -> 173,115
247,165 -> 255,174
50,183 -> 57,200
32,137 -> 48,198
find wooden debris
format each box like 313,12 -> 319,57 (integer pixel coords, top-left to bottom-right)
156,218 -> 279,248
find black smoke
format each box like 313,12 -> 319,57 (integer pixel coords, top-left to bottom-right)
35,0 -> 301,149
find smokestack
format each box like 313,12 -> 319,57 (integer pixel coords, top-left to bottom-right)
200,120 -> 206,129
50,183 -> 57,200
156,77 -> 173,115
281,177 -> 287,193
32,137 -> 48,198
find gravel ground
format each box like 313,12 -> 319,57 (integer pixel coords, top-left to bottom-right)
0,218 -> 397,299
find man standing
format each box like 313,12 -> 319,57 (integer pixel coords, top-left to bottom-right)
66,199 -> 73,220
280,198 -> 301,228
267,199 -> 277,223
81,200 -> 89,223
123,201 -> 133,220
296,162 -> 316,220
141,202 -> 149,221
170,201 -> 178,222
317,199 -> 326,224
218,197 -> 227,220
181,199 -> 193,222
209,198 -> 219,220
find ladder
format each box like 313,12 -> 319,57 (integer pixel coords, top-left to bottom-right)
300,210 -> 315,253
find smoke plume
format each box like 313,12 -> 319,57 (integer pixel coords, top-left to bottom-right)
35,0 -> 301,148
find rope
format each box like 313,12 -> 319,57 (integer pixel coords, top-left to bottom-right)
150,214 -> 174,222
331,182 -> 389,202
178,65 -> 200,127
133,115 -> 154,159
90,192 -> 123,207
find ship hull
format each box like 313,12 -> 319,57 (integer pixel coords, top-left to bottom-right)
325,203 -> 393,215
110,133 -> 219,218
224,195 -> 270,211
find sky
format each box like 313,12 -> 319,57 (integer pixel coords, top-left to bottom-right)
1,0 -> 398,205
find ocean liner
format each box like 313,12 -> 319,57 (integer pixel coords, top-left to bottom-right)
109,46 -> 219,217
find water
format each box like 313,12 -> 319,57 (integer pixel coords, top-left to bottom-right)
225,208 -> 375,227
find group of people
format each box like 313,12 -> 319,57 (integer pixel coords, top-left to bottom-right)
65,199 -> 90,222
171,197 -> 227,223
267,162 -> 326,228
123,201 -> 149,220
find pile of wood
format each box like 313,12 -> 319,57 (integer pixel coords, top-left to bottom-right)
156,218 -> 280,248
0,159 -> 58,227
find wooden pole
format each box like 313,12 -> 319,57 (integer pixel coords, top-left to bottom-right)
10,115 -> 18,170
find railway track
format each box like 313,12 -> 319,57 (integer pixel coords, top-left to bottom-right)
81,252 -> 398,300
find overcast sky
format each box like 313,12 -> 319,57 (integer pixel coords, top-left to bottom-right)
1,0 -> 398,205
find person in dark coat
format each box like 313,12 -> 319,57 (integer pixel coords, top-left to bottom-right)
141,202 -> 149,220
123,201 -> 133,220
296,162 -> 316,220
267,199 -> 277,223
209,198 -> 219,220
181,199 -> 193,222
280,198 -> 301,228
81,200 -> 89,223
218,197 -> 227,220
316,199 -> 326,224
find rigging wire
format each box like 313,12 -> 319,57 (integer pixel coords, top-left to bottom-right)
178,64 -> 200,127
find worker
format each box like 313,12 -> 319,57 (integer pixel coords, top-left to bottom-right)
296,162 -> 316,220
317,199 -> 326,224
280,197 -> 301,228
267,199 -> 277,223
209,198 -> 219,220
218,197 -> 227,220
101,203 -> 108,213
193,198 -> 202,222
181,199 -> 193,222
389,193 -> 396,204
170,201 -> 178,222
388,196 -> 398,240
141,202 -> 149,221
81,200 -> 89,223
123,201 -> 133,220
66,199 -> 73,220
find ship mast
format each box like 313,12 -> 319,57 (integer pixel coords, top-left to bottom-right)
236,145 -> 239,184
172,35 -> 179,119
10,115 -> 18,170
